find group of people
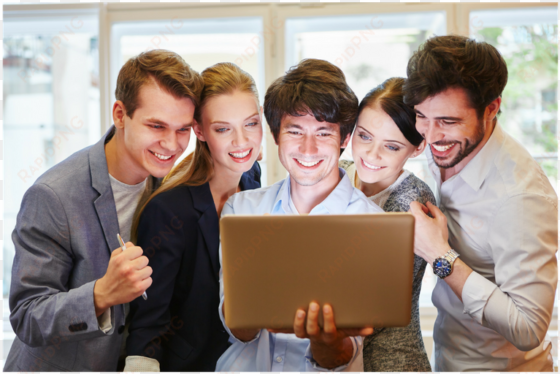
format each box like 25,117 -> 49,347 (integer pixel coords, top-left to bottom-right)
4,35 -> 557,372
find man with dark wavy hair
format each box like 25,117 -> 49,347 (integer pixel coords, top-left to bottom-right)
216,59 -> 383,371
406,35 -> 557,371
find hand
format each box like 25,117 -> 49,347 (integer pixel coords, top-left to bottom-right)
409,201 -> 451,264
289,301 -> 373,369
93,243 -> 152,316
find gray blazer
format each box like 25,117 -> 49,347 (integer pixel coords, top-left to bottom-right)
4,127 -> 154,371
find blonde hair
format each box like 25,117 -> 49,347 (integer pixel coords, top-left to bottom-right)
131,62 -> 259,242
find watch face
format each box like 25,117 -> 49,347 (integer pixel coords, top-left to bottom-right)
433,258 -> 452,278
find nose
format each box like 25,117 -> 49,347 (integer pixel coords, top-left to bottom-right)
422,121 -> 445,145
366,142 -> 383,160
232,128 -> 250,148
300,134 -> 318,155
160,130 -> 179,153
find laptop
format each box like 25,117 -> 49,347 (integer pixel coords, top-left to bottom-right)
220,213 -> 415,330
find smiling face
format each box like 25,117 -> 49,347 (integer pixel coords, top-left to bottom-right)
277,113 -> 348,187
194,90 -> 262,176
115,82 -> 195,180
414,87 -> 491,171
352,105 -> 424,189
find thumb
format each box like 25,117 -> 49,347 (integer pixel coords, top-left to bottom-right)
425,201 -> 445,221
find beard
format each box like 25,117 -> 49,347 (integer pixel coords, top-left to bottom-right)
432,120 -> 486,169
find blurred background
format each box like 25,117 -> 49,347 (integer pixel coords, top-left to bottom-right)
2,2 -> 558,368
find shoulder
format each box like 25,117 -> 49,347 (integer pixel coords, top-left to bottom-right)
33,145 -> 93,192
224,180 -> 284,215
349,188 -> 384,213
385,173 -> 436,212
145,185 -> 196,215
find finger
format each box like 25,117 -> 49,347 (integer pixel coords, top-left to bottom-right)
136,266 -> 153,280
125,242 -> 134,248
408,201 -> 426,217
122,246 -> 143,260
138,276 -> 152,292
130,255 -> 149,270
306,302 -> 320,337
322,304 -> 337,335
425,201 -> 445,221
111,247 -> 123,257
293,309 -> 307,339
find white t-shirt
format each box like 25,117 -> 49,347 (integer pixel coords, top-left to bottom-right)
109,174 -> 147,243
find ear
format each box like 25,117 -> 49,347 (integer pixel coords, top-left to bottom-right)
341,132 -> 351,149
112,101 -> 127,129
485,97 -> 502,123
410,139 -> 427,158
192,120 -> 206,142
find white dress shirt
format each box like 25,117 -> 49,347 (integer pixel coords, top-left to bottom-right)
216,168 -> 384,371
428,123 -> 558,371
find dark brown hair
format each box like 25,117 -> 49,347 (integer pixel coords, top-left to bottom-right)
115,49 -> 204,119
404,35 -> 508,119
359,77 -> 424,147
264,59 -> 358,145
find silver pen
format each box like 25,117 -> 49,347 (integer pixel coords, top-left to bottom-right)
117,233 -> 148,301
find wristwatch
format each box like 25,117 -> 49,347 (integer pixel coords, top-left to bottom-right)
433,249 -> 460,279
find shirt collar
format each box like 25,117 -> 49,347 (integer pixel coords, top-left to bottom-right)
427,123 -> 505,192
272,168 -> 355,214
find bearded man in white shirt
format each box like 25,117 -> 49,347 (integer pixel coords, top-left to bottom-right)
407,35 -> 558,371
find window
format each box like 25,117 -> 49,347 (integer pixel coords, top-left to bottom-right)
3,9 -> 101,298
111,17 -> 268,184
470,7 -> 558,192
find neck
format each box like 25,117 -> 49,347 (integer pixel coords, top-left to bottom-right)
290,167 -> 341,214
440,120 -> 497,182
209,163 -> 243,216
356,169 -> 403,198
105,131 -> 148,185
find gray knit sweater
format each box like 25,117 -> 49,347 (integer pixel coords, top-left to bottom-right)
340,160 -> 435,372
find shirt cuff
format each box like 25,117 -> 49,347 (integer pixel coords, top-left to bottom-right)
219,296 -> 262,344
461,271 -> 498,324
304,336 -> 363,372
124,356 -> 160,372
97,307 -> 112,333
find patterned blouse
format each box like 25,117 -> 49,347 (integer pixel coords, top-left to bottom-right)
339,160 -> 435,372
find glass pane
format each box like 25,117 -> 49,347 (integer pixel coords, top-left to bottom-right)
286,12 -> 446,306
471,7 -> 558,192
112,17 -> 267,184
3,12 -> 100,348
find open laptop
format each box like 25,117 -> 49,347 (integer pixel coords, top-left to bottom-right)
220,213 -> 415,330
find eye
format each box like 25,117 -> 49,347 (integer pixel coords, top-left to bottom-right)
318,132 -> 331,137
178,126 -> 191,133
386,145 -> 400,152
416,113 -> 426,119
442,120 -> 456,125
149,124 -> 164,129
216,127 -> 229,133
288,130 -> 301,135
358,133 -> 371,141
246,121 -> 259,127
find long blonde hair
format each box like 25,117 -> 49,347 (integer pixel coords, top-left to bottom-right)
131,62 -> 259,242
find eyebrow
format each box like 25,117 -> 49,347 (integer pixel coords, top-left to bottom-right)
210,112 -> 260,125
414,109 -> 463,121
145,118 -> 194,128
356,125 -> 406,146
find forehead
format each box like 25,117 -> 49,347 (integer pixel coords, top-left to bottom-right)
415,87 -> 475,116
357,106 -> 406,140
203,91 -> 259,120
281,113 -> 340,132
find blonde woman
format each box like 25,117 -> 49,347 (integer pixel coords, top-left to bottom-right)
124,63 -> 263,371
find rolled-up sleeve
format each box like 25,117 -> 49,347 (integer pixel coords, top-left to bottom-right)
461,193 -> 558,351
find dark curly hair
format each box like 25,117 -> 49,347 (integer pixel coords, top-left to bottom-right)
403,35 -> 508,119
264,59 -> 359,145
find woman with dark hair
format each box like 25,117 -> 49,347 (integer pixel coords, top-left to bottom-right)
339,77 -> 435,372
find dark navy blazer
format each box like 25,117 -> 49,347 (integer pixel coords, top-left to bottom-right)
126,162 -> 261,371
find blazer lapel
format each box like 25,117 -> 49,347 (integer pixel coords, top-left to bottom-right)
90,126 -> 120,254
191,184 -> 221,281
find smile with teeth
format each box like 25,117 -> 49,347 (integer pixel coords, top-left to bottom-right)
150,150 -> 173,160
229,149 -> 251,159
296,159 -> 321,167
362,159 -> 385,170
432,143 -> 456,152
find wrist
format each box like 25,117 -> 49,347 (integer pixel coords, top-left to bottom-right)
427,243 -> 452,265
311,337 -> 353,369
93,278 -> 111,317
